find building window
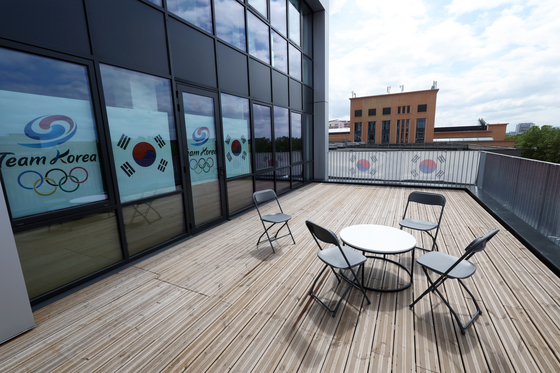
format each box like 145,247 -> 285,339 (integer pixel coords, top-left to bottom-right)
396,120 -> 401,143
368,121 -> 376,142
382,120 -> 390,144
291,112 -> 302,162
248,11 -> 270,64
274,106 -> 289,168
407,105 -> 410,113
404,119 -> 409,143
368,108 -> 376,116
100,64 -> 179,203
248,0 -> 267,17
354,122 -> 362,142
355,109 -> 362,117
398,106 -> 401,114
270,0 -> 287,36
416,118 -> 426,143
288,44 -> 301,81
302,55 -> 312,85
418,104 -> 427,112
0,47 -> 107,218
168,0 -> 213,34
288,0 -> 301,46
222,93 -> 252,177
383,107 -> 391,115
253,104 -> 272,170
215,0 -> 247,51
271,31 -> 288,74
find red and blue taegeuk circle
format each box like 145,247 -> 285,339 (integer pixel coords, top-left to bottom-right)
356,159 -> 370,172
419,159 -> 437,174
231,140 -> 242,156
132,142 -> 157,167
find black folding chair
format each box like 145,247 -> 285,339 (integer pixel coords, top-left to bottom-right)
306,221 -> 371,317
399,191 -> 446,251
253,189 -> 295,253
410,228 -> 499,334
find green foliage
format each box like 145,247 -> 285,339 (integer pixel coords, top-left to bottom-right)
514,126 -> 560,164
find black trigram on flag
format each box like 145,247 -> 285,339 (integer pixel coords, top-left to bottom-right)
117,134 -> 131,150
241,135 -> 246,144
155,134 -> 166,148
158,159 -> 168,172
242,151 -> 247,160
226,153 -> 232,162
121,162 -> 135,177
225,134 -> 231,144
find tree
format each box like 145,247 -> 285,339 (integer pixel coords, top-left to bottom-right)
515,125 -> 560,164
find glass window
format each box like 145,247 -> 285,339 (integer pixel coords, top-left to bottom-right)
270,0 -> 287,36
248,0 -> 267,17
100,64 -> 179,203
354,122 -> 362,142
167,0 -> 213,34
368,108 -> 376,116
302,2 -> 313,57
147,0 -> 162,6
227,177 -> 253,213
302,55 -> 312,85
382,120 -> 390,144
383,107 -> 391,115
271,31 -> 288,74
396,120 -> 401,143
355,110 -> 362,117
291,112 -> 302,163
416,118 -> 426,143
215,0 -> 246,51
288,0 -> 301,46
0,47 -> 107,218
274,106 -> 289,168
292,164 -> 303,188
254,104 -> 273,170
248,12 -> 270,64
15,212 -> 122,299
289,44 -> 301,81
303,113 -> 313,161
222,93 -> 251,177
368,121 -> 376,142
276,169 -> 290,194
418,104 -> 427,112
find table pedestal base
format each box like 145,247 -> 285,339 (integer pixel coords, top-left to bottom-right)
361,251 -> 414,292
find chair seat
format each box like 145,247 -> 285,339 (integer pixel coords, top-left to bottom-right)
262,212 -> 291,223
416,251 -> 477,279
318,245 -> 367,269
399,218 -> 438,232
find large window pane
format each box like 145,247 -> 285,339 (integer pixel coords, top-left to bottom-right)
227,177 -> 253,213
254,104 -> 272,170
288,0 -> 300,46
0,47 -> 107,218
215,0 -> 247,51
274,106 -> 289,168
270,0 -> 287,35
302,55 -> 312,86
291,112 -> 302,162
248,0 -> 267,17
289,44 -> 301,81
302,2 -> 313,57
15,212 -> 122,299
123,194 -> 185,256
222,93 -> 251,177
248,12 -> 270,64
100,64 -> 179,203
416,118 -> 426,143
168,0 -> 213,34
303,113 -> 313,161
271,31 -> 288,74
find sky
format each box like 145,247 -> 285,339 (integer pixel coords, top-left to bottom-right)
328,0 -> 560,131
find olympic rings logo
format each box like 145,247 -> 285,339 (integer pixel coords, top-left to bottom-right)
18,167 -> 89,196
189,157 -> 214,174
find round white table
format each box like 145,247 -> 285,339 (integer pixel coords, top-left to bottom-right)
340,224 -> 416,292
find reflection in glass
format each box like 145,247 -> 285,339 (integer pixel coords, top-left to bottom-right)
183,92 -> 222,225
15,212 -> 122,299
256,172 -> 275,193
303,113 -> 313,161
227,177 -> 253,213
248,12 -> 270,64
100,64 -> 179,203
167,0 -> 213,34
302,2 -> 313,57
289,44 -> 301,81
288,0 -> 300,46
274,106 -> 289,168
276,169 -> 290,194
292,165 -> 303,188
254,104 -> 273,170
303,55 -> 312,85
215,0 -> 246,51
248,0 -> 267,17
221,93 -> 251,178
270,0 -> 287,35
147,0 -> 162,6
291,112 -> 302,163
271,31 -> 288,73
124,194 -> 185,255
0,47 -> 107,218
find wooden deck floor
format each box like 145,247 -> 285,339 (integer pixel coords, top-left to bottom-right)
2,183 -> 560,373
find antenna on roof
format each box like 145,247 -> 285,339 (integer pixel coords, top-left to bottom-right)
387,86 -> 391,94
351,91 -> 356,98
399,85 -> 404,92
431,81 -> 437,89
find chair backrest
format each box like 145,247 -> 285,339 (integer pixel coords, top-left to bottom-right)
464,228 -> 500,257
408,191 -> 446,207
306,220 -> 340,248
253,189 -> 277,205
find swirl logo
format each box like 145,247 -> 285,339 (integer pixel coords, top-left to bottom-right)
132,142 -> 157,167
419,159 -> 437,174
19,115 -> 77,148
190,126 -> 210,146
356,159 -> 370,172
231,140 -> 242,156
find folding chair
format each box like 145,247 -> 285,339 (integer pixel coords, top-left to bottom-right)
399,191 -> 446,251
410,228 -> 499,334
306,221 -> 371,317
253,189 -> 295,253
